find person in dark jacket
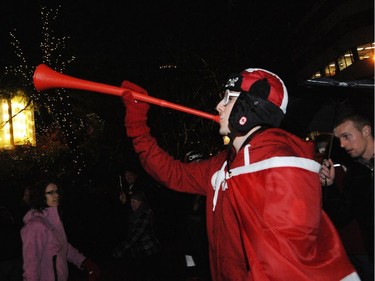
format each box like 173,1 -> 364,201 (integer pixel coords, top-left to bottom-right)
320,113 -> 374,281
181,151 -> 211,281
112,191 -> 161,281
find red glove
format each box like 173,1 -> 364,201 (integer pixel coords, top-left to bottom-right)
121,80 -> 150,138
81,258 -> 101,281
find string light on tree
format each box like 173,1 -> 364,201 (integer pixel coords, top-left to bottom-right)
3,4 -> 86,178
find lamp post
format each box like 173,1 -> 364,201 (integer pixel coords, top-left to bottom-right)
0,91 -> 36,149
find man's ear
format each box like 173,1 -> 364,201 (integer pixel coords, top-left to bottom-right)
363,125 -> 371,136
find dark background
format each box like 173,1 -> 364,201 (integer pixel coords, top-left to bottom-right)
1,0 -> 373,137
0,1 -> 373,279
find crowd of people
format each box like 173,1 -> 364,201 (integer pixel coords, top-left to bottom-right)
0,67 -> 373,281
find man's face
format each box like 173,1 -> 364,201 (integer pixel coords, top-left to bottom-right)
216,95 -> 238,136
125,171 -> 138,185
334,120 -> 368,159
130,198 -> 142,211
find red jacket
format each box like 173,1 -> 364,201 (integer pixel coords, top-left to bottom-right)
133,128 -> 357,281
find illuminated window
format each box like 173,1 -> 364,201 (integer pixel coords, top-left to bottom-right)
357,42 -> 375,60
324,62 -> 336,77
337,50 -> 354,71
311,42 -> 374,78
0,91 -> 36,148
311,71 -> 322,79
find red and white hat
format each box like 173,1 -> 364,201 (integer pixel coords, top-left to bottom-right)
224,68 -> 288,134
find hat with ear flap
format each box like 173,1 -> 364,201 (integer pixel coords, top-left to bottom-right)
225,68 -> 288,134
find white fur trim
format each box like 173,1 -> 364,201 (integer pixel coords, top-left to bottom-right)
340,271 -> 361,281
210,156 -> 321,211
229,156 -> 321,177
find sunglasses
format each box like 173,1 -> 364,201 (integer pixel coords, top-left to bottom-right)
222,90 -> 240,105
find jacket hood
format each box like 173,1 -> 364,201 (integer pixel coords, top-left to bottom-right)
23,207 -> 60,229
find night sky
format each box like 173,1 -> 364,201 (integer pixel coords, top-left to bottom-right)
0,0 -> 314,84
0,0 -> 373,131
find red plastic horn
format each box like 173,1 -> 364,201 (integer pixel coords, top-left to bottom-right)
33,64 -> 220,123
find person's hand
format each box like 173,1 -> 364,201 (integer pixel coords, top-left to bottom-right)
119,191 -> 127,205
81,258 -> 101,281
319,159 -> 335,186
121,80 -> 150,138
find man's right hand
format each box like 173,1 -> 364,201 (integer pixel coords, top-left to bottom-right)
319,159 -> 335,186
119,191 -> 127,205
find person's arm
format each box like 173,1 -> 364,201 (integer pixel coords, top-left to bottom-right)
66,243 -> 100,280
21,221 -> 46,281
112,210 -> 152,257
112,238 -> 128,258
121,81 -> 222,195
66,242 -> 86,267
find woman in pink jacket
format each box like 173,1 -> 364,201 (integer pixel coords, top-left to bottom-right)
21,179 -> 100,281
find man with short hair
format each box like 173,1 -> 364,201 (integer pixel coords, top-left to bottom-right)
320,113 -> 374,281
121,68 -> 359,280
